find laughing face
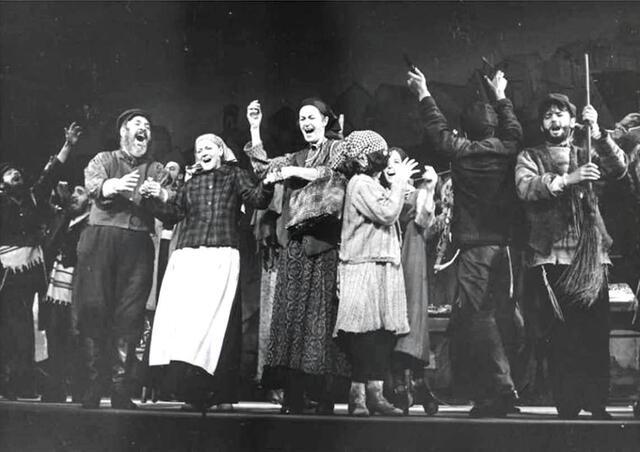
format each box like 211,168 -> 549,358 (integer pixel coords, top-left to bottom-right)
1,167 -> 23,189
383,149 -> 401,183
298,105 -> 328,145
120,115 -> 151,158
195,140 -> 223,171
541,105 -> 575,145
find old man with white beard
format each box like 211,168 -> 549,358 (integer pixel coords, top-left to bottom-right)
74,109 -> 170,409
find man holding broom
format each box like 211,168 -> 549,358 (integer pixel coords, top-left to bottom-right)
515,93 -> 627,419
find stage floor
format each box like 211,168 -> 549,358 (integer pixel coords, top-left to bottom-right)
1,399 -> 640,451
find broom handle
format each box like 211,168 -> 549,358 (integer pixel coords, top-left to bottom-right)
585,53 -> 592,163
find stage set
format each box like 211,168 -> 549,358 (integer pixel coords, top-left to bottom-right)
1,399 -> 639,452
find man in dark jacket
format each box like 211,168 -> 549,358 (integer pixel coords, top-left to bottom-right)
407,67 -> 521,417
0,122 -> 81,400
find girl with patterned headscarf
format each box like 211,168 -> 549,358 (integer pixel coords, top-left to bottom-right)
333,131 -> 419,416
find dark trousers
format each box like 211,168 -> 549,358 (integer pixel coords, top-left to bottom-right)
344,330 -> 396,382
0,284 -> 36,393
450,245 -> 515,402
530,265 -> 610,412
73,226 -> 154,393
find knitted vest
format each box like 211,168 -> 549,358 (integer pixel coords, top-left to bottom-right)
523,144 -> 611,255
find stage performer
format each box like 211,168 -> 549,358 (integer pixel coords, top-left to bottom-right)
75,109 -> 170,409
407,67 -> 522,417
516,94 -> 626,419
385,147 -> 440,416
333,131 -> 417,417
0,122 -> 81,400
40,183 -> 91,402
140,133 -> 274,412
244,98 -> 351,415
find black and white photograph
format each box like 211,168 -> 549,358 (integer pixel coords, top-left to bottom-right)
1,1 -> 640,450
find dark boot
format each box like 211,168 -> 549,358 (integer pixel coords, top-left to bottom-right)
414,377 -> 439,416
315,375 -> 335,415
110,337 -> 137,410
391,369 -> 413,415
0,364 -> 17,401
281,375 -> 304,415
81,337 -> 102,408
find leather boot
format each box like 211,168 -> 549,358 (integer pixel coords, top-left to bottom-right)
110,337 -> 137,410
414,377 -> 439,416
281,375 -> 304,415
392,369 -> 414,415
366,380 -> 403,416
81,337 -> 102,409
348,382 -> 369,417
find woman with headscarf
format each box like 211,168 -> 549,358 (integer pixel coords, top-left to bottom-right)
244,98 -> 350,414
140,133 -> 274,411
333,131 -> 418,416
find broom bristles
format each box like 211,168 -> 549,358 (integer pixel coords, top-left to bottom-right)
556,187 -> 605,308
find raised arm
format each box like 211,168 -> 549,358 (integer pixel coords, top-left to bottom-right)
582,105 -> 628,179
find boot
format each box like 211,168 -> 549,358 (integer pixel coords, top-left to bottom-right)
110,337 -> 137,410
391,369 -> 414,415
414,377 -> 439,416
348,382 -> 369,417
315,375 -> 335,415
0,364 -> 17,401
81,337 -> 102,409
366,381 -> 403,416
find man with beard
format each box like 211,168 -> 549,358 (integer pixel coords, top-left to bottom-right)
40,184 -> 91,402
74,109 -> 170,409
407,67 -> 521,417
515,94 -> 627,419
0,122 -> 81,400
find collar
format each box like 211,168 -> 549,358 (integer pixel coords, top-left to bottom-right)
309,137 -> 327,152
116,149 -> 148,166
68,211 -> 90,229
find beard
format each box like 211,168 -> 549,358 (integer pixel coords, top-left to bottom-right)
543,125 -> 572,145
121,133 -> 148,158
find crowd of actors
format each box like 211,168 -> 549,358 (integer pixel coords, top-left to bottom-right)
2,62 -> 640,420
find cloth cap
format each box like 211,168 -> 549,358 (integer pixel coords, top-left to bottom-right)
0,162 -> 20,178
116,108 -> 151,132
538,93 -> 577,120
194,133 -> 237,163
460,102 -> 498,139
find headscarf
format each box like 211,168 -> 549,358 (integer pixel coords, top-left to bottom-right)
299,97 -> 342,140
194,133 -> 237,163
332,130 -> 388,170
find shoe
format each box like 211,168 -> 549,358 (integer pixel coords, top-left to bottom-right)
634,401 -> 640,418
348,382 -> 369,417
315,400 -> 335,415
391,370 -> 413,415
470,392 -> 517,418
414,377 -> 439,416
366,381 -> 403,416
556,404 -> 580,420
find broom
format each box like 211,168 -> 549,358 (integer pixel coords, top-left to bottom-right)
555,53 -> 606,308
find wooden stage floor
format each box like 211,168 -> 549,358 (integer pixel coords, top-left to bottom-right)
1,399 -> 639,451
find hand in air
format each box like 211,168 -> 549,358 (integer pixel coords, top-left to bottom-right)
247,100 -> 262,129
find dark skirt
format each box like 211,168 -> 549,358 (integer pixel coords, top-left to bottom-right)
263,238 -> 350,391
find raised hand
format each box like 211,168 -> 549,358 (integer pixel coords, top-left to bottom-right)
484,70 -> 507,100
394,157 -> 420,184
64,122 -> 82,146
406,67 -> 430,100
582,105 -> 601,138
247,100 -> 262,130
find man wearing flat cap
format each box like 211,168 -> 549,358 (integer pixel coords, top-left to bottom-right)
0,122 -> 81,400
516,93 -> 627,419
74,109 -> 170,409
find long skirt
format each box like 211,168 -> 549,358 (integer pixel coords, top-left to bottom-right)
263,239 -> 350,397
150,247 -> 240,376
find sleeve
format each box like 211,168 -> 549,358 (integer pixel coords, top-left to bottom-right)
144,183 -> 187,227
494,98 -> 523,153
515,150 -> 561,201
418,96 -> 472,161
350,177 -> 405,226
236,167 -> 274,209
242,142 -> 296,177
414,187 -> 436,229
32,155 -> 64,207
84,152 -> 112,201
592,132 -> 628,179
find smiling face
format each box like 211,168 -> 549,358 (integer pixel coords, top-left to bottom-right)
164,161 -> 181,183
195,140 -> 223,171
1,167 -> 23,188
120,115 -> 151,158
541,105 -> 575,145
383,149 -> 402,183
298,105 -> 328,145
